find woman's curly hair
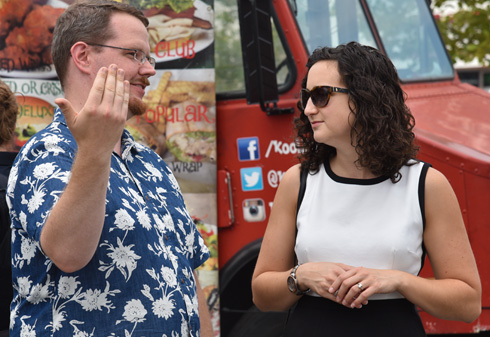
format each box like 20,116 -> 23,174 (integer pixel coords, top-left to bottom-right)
295,42 -> 419,183
0,79 -> 18,147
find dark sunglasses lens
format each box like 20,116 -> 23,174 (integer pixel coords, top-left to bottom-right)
301,87 -> 332,109
301,89 -> 310,109
312,87 -> 331,108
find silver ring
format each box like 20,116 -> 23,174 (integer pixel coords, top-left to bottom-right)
357,283 -> 363,291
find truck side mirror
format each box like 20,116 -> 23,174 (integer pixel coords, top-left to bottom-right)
237,0 -> 294,115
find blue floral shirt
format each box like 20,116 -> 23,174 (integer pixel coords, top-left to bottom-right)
7,108 -> 210,337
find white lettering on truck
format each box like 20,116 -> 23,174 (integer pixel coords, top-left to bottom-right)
265,140 -> 298,158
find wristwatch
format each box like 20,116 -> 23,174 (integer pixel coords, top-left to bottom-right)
287,264 -> 310,295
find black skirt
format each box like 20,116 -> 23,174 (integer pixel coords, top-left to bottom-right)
283,295 -> 427,337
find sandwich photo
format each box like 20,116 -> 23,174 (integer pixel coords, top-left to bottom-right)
126,0 -> 212,53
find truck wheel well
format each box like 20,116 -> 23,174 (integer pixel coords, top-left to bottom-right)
219,239 -> 262,336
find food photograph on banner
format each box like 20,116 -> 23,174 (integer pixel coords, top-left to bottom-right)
132,0 -> 215,69
0,0 -> 220,335
0,0 -> 65,78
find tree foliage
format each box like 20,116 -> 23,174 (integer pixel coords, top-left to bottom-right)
432,0 -> 490,65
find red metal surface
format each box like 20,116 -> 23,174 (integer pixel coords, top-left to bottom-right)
216,1 -> 490,334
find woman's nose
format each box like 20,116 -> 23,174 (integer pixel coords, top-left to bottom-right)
303,99 -> 317,116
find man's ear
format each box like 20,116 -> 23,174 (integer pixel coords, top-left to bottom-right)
70,42 -> 92,75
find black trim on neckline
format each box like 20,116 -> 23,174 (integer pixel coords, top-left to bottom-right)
324,159 -> 390,185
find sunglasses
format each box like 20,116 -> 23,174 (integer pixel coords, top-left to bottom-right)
300,86 -> 349,109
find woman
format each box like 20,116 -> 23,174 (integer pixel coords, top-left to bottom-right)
251,42 -> 481,336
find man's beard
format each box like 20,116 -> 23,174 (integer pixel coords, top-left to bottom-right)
129,96 -> 148,117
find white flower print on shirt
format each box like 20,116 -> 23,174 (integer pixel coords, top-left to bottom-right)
79,283 -> 118,312
16,276 -> 33,298
58,276 -> 81,299
27,283 -> 51,305
43,134 -> 66,156
113,208 -> 136,231
152,295 -> 175,319
127,187 -> 146,205
100,237 -> 141,280
179,315 -> 190,337
26,189 -> 46,214
136,209 -> 152,230
184,293 -> 198,316
162,213 -> 175,233
33,163 -> 56,180
161,266 -> 178,288
70,320 -> 95,337
6,164 -> 18,196
20,235 -> 36,261
19,161 -> 69,214
19,138 -> 35,157
141,161 -> 163,182
122,299 -> 147,323
113,299 -> 148,337
142,266 -> 181,322
18,211 -> 27,231
20,315 -> 37,337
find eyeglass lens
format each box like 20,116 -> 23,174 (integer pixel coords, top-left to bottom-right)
135,50 -> 155,67
301,87 -> 332,109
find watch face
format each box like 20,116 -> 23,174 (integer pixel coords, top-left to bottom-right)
287,276 -> 296,292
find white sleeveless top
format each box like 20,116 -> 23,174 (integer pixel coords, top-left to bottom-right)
296,160 -> 430,300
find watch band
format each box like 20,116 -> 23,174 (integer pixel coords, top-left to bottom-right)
288,264 -> 310,295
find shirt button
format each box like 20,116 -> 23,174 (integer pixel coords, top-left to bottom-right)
181,278 -> 185,284
165,234 -> 168,240
145,195 -> 150,201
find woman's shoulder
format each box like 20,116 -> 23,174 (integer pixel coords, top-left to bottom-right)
281,163 -> 302,183
424,166 -> 451,191
273,164 -> 302,197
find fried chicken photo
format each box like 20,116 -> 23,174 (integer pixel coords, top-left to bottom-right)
0,1 -> 64,72
0,0 -> 33,45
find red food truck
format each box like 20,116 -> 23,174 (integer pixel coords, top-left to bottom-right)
215,0 -> 490,336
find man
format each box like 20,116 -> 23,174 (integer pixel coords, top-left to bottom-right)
7,1 -> 212,336
0,79 -> 18,337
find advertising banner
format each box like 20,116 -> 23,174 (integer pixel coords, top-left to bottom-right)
0,0 -> 219,334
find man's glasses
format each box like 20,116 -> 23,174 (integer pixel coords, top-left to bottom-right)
88,43 -> 156,68
300,86 -> 349,109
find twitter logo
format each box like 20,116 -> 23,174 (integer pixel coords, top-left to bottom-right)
240,167 -> 264,191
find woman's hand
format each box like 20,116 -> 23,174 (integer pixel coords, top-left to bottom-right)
328,266 -> 402,309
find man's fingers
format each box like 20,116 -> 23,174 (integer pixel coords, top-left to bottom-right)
85,66 -> 109,108
114,68 -> 129,119
100,64 -> 118,106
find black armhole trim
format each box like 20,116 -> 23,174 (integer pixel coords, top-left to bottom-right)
294,167 -> 308,265
418,162 -> 431,275
296,167 -> 308,218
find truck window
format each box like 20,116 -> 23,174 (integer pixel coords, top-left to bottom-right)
291,0 -> 453,82
215,0 -> 292,96
292,0 -> 377,51
366,0 -> 453,81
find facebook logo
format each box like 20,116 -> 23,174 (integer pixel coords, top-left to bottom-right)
237,137 -> 260,161
240,167 -> 264,191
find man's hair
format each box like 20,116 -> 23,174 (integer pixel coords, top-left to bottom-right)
295,42 -> 419,183
51,0 -> 149,89
0,80 -> 18,147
